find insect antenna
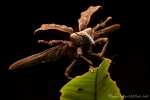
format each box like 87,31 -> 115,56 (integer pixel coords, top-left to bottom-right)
111,54 -> 118,64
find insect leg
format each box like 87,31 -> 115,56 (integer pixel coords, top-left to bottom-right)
62,40 -> 72,47
38,40 -> 49,44
89,65 -> 94,72
80,55 -> 93,65
77,47 -> 83,56
77,47 -> 93,65
80,55 -> 95,73
64,59 -> 77,80
93,16 -> 112,31
90,53 -> 104,60
98,39 -> 109,57
38,40 -> 63,45
38,40 -> 73,47
76,47 -> 94,72
92,38 -> 109,59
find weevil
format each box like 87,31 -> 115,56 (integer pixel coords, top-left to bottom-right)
9,5 -> 120,79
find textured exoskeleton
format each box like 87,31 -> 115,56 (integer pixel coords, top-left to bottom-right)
9,5 -> 120,79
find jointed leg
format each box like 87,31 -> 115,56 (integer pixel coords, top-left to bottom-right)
64,59 -> 77,80
38,40 -> 63,45
77,47 -> 93,65
80,55 -> 93,65
38,40 -> 72,47
38,40 -> 49,44
98,39 -> 109,57
91,53 -> 104,60
93,16 -> 112,31
91,38 -> 109,59
77,47 -> 94,72
80,55 -> 94,72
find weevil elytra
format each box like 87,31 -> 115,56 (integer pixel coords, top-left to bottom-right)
9,5 -> 120,79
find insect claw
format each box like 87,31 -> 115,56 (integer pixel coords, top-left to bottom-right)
48,41 -> 53,46
98,53 -> 102,58
38,40 -> 49,44
108,16 -> 112,20
67,76 -> 73,80
89,66 -> 94,72
101,16 -> 112,27
38,40 -> 43,43
38,40 -> 40,43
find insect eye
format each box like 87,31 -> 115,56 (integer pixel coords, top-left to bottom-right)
81,34 -> 86,38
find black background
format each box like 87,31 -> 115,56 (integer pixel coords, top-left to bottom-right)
1,0 -> 149,100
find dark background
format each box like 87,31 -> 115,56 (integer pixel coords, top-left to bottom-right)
1,0 -> 149,100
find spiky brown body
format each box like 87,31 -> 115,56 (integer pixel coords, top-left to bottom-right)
9,5 -> 120,79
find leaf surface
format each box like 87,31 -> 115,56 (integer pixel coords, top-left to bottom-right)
60,58 -> 123,100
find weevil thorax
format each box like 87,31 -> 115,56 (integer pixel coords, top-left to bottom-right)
70,28 -> 95,47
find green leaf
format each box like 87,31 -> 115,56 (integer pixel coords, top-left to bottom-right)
60,58 -> 124,100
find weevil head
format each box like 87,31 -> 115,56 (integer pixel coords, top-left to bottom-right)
70,31 -> 95,47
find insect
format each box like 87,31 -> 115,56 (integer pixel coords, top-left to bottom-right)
9,5 -> 120,79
